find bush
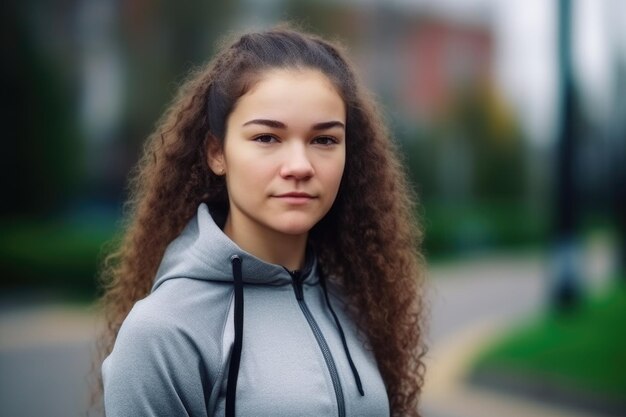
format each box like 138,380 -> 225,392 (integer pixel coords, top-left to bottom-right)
0,218 -> 117,299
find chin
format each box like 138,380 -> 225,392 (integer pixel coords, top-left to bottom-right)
270,215 -> 320,236
273,223 -> 315,236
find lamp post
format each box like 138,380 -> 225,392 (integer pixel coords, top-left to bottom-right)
551,0 -> 583,310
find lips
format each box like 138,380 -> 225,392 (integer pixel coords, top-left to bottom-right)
274,192 -> 315,198
273,192 -> 317,205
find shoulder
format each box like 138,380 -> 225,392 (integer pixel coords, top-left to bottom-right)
114,296 -> 181,346
102,281 -> 226,417
108,296 -> 198,371
107,278 -> 233,377
137,277 -> 233,331
120,277 -> 232,345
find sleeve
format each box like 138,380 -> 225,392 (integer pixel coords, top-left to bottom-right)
102,308 -> 209,417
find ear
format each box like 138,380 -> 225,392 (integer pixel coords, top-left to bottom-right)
206,135 -> 226,175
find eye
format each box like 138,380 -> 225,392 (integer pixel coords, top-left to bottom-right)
253,134 -> 279,144
312,136 -> 339,146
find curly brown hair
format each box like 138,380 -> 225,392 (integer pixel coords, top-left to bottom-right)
97,24 -> 427,416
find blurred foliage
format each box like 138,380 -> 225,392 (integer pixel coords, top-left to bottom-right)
0,217 -> 116,299
118,0 -> 238,150
5,0 -> 620,297
1,0 -> 239,297
2,1 -> 82,217
421,201 -> 547,259
1,0 -> 547,295
398,77 -> 540,258
472,283 -> 626,401
401,79 -> 526,201
283,0 -> 359,39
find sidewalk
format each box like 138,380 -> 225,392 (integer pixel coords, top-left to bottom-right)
420,317 -> 609,417
421,250 -> 616,417
0,303 -> 102,417
0,303 -> 100,350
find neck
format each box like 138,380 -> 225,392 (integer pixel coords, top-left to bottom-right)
223,215 -> 308,271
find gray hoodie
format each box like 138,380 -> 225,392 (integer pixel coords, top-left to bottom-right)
102,203 -> 390,416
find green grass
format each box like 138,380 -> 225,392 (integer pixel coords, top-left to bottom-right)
472,283 -> 626,400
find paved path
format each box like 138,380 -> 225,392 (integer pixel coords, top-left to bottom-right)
0,248 -> 615,417
421,251 -> 614,417
0,305 -> 101,417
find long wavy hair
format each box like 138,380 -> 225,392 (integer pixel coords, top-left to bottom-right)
98,25 -> 427,416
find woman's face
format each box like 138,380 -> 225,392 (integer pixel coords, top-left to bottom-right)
209,68 -> 346,240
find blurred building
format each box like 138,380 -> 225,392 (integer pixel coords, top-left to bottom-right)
399,17 -> 494,125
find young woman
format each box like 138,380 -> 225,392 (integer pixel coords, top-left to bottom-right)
99,26 -> 426,417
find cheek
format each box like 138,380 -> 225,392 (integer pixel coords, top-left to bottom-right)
320,157 -> 346,195
226,155 -> 276,194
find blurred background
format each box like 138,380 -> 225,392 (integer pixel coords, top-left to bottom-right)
1,0 -> 624,416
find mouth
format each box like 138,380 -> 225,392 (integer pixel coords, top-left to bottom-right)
275,192 -> 315,198
273,192 -> 317,204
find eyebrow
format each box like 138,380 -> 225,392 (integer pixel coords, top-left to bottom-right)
242,119 -> 345,131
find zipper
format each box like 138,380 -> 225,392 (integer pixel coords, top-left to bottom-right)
288,269 -> 345,417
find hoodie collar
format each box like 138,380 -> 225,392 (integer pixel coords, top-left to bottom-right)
152,203 -> 318,291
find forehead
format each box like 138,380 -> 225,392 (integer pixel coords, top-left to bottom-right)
228,68 -> 346,125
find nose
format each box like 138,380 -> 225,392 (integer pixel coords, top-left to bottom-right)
279,142 -> 314,180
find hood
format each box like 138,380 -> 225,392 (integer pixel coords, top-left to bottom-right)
151,204 -> 365,414
152,203 -> 317,291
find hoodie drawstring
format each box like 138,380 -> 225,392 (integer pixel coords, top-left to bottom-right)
319,273 -> 365,396
226,257 -> 364,417
226,255 -> 243,417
